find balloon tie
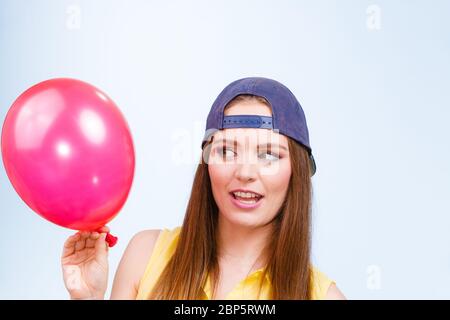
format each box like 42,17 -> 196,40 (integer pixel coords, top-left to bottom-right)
105,233 -> 118,247
95,228 -> 118,247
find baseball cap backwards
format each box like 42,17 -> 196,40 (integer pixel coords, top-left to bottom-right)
202,77 -> 316,176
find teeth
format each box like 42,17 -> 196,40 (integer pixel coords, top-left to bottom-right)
238,198 -> 257,204
233,191 -> 260,199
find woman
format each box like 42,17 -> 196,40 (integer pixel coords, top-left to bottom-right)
61,77 -> 346,300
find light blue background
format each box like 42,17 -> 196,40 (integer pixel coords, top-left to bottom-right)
1,0 -> 449,299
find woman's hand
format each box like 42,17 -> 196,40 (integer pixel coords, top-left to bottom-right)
61,226 -> 110,299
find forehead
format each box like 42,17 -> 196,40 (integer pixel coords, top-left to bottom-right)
224,99 -> 272,117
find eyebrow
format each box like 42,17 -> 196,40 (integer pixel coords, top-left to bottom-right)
212,138 -> 288,151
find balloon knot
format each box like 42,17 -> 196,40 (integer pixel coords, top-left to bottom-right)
105,233 -> 118,247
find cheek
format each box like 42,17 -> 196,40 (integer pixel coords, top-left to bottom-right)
208,164 -> 233,195
264,161 -> 291,197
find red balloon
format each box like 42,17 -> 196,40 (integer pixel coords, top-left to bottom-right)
1,78 -> 135,239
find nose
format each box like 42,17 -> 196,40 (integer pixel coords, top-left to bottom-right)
235,162 -> 258,182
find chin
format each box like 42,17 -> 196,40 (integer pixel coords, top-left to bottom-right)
220,211 -> 271,229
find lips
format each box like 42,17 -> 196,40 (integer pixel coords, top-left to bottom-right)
228,189 -> 264,209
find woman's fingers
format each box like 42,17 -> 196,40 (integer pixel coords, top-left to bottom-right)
64,229 -> 108,257
85,232 -> 100,248
62,233 -> 81,258
90,232 -> 100,240
97,226 -> 110,233
75,231 -> 89,251
64,232 -> 81,248
95,233 -> 109,257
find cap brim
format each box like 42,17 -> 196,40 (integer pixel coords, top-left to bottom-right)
309,153 -> 317,177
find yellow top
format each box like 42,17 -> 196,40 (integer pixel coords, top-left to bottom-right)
136,226 -> 335,300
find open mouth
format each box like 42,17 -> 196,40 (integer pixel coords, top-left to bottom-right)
229,191 -> 264,205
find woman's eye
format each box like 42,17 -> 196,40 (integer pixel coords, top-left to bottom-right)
213,146 -> 279,162
216,147 -> 235,159
259,152 -> 280,161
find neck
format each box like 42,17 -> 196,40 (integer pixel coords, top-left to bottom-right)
216,215 -> 273,269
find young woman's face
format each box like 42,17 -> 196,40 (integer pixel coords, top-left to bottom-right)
207,100 -> 292,228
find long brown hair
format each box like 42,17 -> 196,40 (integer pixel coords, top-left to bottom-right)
149,95 -> 313,299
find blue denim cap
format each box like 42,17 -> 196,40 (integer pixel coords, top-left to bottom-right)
202,77 -> 316,176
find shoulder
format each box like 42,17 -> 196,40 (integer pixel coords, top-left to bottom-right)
128,229 -> 163,249
325,283 -> 346,300
125,227 -> 180,267
125,229 -> 163,272
311,266 -> 346,300
110,229 -> 163,299
124,229 -> 164,269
